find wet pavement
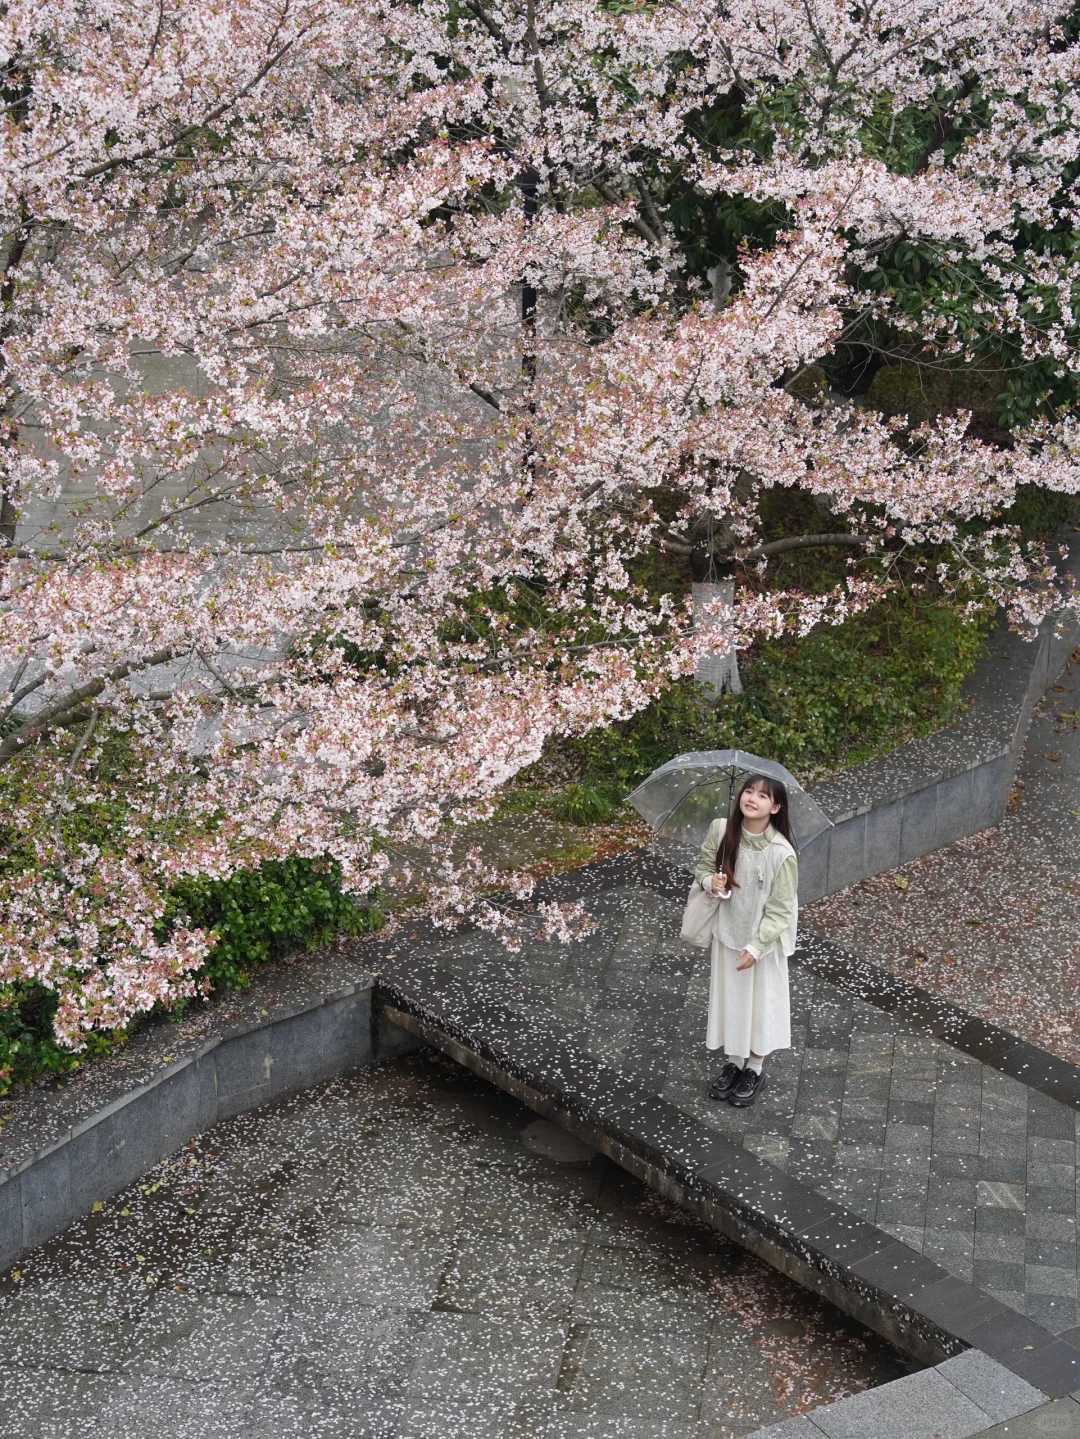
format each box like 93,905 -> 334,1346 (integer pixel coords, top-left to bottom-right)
806,650 -> 1080,1064
375,845 -> 1080,1343
0,1052 -> 907,1439
5,639 -> 1078,1437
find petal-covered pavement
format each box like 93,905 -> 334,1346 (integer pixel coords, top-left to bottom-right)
6,661 -> 1080,1436
377,873 -> 1080,1342
0,1055 -> 905,1439
806,651 -> 1080,1063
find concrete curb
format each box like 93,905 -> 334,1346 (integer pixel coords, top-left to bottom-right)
743,1349 -> 1050,1439
799,561 -> 1080,902
373,961 -> 1080,1394
1,874 -> 1077,1434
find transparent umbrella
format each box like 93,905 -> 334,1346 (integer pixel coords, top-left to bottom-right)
626,749 -> 833,869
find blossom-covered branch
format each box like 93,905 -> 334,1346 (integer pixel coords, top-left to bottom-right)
1,0 -> 1079,1045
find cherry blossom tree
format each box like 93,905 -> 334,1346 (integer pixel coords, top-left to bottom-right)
2,0 -> 1079,1045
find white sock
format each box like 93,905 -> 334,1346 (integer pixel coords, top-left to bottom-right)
745,1056 -> 764,1075
728,1056 -> 747,1068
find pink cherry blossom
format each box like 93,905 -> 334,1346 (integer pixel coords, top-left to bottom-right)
1,0 -> 1078,1046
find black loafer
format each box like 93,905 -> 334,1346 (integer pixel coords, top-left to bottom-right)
729,1067 -> 766,1107
708,1062 -> 743,1101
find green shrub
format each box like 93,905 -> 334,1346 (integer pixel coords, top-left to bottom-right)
0,982 -> 115,1093
494,786 -> 546,816
0,856 -> 381,1094
164,855 -> 381,993
865,360 -> 1007,428
549,783 -> 624,826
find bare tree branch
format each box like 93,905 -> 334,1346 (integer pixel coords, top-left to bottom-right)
0,666 -> 49,726
77,32 -> 306,180
63,706 -> 101,780
738,532 -> 871,562
592,178 -> 662,248
468,380 -> 502,412
461,0 -> 509,52
0,645 -> 179,763
634,176 -> 665,241
197,647 -> 241,698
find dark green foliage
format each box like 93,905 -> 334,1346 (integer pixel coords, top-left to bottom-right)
662,90 -> 786,290
0,982 -> 114,1094
838,226 -> 1080,428
555,592 -> 996,794
649,55 -> 1080,429
549,783 -> 624,826
865,361 -> 1007,431
0,857 -> 380,1094
1002,484 -> 1080,539
164,857 -> 381,993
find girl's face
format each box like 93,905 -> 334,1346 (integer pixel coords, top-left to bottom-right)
739,781 -> 781,823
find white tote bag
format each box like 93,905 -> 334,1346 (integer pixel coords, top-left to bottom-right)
680,883 -> 720,948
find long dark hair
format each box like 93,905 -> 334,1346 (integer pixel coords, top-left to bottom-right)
716,774 -> 797,893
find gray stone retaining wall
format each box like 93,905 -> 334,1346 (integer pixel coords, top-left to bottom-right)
4,586 -> 1076,1277
799,555 -> 1080,903
0,978 -> 418,1275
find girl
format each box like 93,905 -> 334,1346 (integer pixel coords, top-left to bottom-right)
694,775 -> 799,1108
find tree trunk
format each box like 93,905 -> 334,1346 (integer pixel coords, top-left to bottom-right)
691,580 -> 742,695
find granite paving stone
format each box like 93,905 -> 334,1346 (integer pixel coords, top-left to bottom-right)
740,1422 -> 825,1439
96,1374 -> 260,1439
807,1367 -> 992,1438
966,1395 -> 1080,1436
935,1349 -> 1046,1423
739,1351 -> 1050,1439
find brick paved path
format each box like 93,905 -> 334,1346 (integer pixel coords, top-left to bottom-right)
390,879 -> 1080,1342
807,650 -> 1080,1065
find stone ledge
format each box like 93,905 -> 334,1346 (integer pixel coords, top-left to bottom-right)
743,1349 -> 1048,1439
0,974 -> 421,1275
374,957 -> 1080,1392
969,1393 -> 1080,1436
0,940 -> 385,1176
794,932 -> 1080,1112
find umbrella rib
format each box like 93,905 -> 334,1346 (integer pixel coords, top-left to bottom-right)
653,771 -> 740,832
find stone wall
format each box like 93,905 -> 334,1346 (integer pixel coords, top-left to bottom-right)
0,979 -> 419,1275
798,558 -> 1080,902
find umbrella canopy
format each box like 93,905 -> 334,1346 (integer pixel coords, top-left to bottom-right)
626,749 -> 832,869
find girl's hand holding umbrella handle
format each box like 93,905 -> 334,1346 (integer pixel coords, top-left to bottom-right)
708,875 -> 731,899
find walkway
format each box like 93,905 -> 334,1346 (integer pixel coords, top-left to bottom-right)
378,849 -> 1080,1398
